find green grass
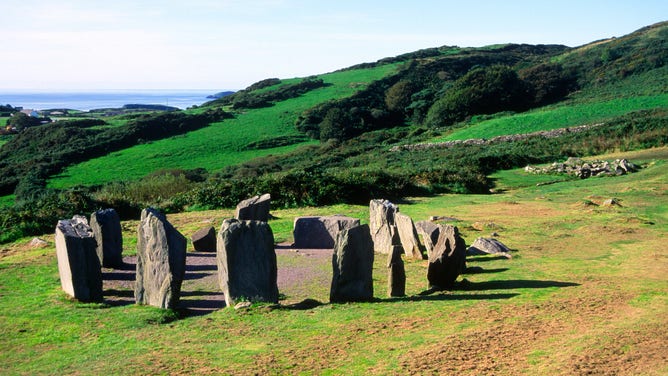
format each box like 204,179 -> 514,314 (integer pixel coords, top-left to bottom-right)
435,94 -> 668,142
48,64 -> 399,189
3,147 -> 666,374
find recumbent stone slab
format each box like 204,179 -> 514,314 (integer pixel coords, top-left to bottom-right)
217,219 -> 278,307
191,226 -> 217,252
468,237 -> 512,259
292,215 -> 360,249
135,208 -> 187,309
235,193 -> 271,222
90,208 -> 123,268
55,216 -> 103,302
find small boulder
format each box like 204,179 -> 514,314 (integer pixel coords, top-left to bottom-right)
292,215 -> 360,249
55,217 -> 103,302
467,237 -> 512,259
135,208 -> 187,309
191,226 -> 217,252
29,237 -> 48,248
90,208 -> 123,268
427,225 -> 467,291
217,219 -> 278,307
394,212 -> 425,260
235,193 -> 271,222
330,224 -> 374,303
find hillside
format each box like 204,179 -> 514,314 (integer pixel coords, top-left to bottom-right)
0,21 -> 666,243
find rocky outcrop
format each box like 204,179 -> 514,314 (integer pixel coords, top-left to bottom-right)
217,219 -> 278,307
369,199 -> 401,255
427,225 -> 467,291
90,208 -> 123,268
395,212 -> 425,259
292,215 -> 360,249
468,237 -> 512,259
525,158 -> 638,179
191,226 -> 217,252
55,216 -> 103,302
330,224 -> 374,303
135,208 -> 187,309
234,193 -> 271,222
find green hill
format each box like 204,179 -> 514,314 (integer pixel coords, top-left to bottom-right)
0,21 -> 666,243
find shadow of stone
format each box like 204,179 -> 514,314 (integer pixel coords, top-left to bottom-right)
275,298 -> 324,310
185,264 -> 217,272
180,291 -> 227,316
102,270 -> 136,281
458,279 -> 580,291
184,272 -> 214,281
464,267 -> 509,274
384,292 -> 520,302
104,289 -> 135,307
467,255 -> 513,262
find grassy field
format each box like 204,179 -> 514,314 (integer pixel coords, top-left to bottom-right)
1,147 -> 666,374
47,64 -> 399,189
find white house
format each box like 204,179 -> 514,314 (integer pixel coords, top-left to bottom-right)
20,109 -> 40,117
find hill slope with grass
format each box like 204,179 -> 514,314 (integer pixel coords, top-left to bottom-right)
0,21 -> 666,243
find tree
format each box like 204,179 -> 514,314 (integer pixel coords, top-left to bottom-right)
7,112 -> 41,131
319,108 -> 349,142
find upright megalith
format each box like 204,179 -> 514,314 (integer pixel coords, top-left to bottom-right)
292,215 -> 360,249
191,226 -> 216,252
217,219 -> 278,307
394,212 -> 425,260
90,208 -> 123,268
135,208 -> 187,309
330,224 -> 375,303
369,199 -> 401,254
427,224 -> 467,291
387,245 -> 406,297
415,220 -> 441,259
55,216 -> 103,302
235,193 -> 271,222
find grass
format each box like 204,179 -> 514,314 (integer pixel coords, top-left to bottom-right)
2,147 -> 666,374
47,64 -> 399,189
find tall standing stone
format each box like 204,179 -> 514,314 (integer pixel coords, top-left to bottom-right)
217,219 -> 278,307
235,193 -> 271,222
415,220 -> 441,259
330,224 -> 375,303
135,208 -> 187,309
292,215 -> 360,249
427,224 -> 467,291
394,212 -> 425,259
387,245 -> 406,297
90,208 -> 123,268
369,199 -> 400,254
55,216 -> 103,302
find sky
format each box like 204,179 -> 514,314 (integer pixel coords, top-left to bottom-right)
1,0 -> 666,91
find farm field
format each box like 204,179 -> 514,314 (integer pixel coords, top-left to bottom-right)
1,147 -> 666,375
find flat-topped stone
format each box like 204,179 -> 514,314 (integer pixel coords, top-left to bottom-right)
292,215 -> 360,249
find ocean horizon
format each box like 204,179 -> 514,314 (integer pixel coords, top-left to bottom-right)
0,90 -> 224,111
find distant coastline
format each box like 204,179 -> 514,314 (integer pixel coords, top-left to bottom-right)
0,90 -> 222,111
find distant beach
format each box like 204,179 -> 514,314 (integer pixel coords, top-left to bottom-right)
0,90 -> 218,111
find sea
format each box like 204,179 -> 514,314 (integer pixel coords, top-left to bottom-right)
0,90 -> 220,111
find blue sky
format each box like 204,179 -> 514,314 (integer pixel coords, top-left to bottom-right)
1,0 -> 665,91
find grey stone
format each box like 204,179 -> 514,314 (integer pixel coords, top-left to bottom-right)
387,245 -> 406,297
427,225 -> 467,291
394,212 -> 425,259
29,237 -> 48,248
135,208 -> 187,309
90,208 -> 123,268
369,199 -> 400,254
468,237 -> 512,259
217,219 -> 278,307
330,224 -> 375,303
55,217 -> 103,302
235,193 -> 271,222
416,220 -> 441,259
292,215 -> 360,249
191,226 -> 217,252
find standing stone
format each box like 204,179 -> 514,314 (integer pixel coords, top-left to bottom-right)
217,219 -> 278,307
191,226 -> 217,252
292,215 -> 360,249
235,193 -> 271,222
90,208 -> 123,268
394,212 -> 425,259
135,208 -> 187,309
55,216 -> 103,302
387,245 -> 406,297
427,225 -> 467,291
369,199 -> 400,254
467,237 -> 512,259
415,220 -> 441,259
330,224 -> 374,303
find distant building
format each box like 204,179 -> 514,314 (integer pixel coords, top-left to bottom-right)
20,109 -> 40,117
